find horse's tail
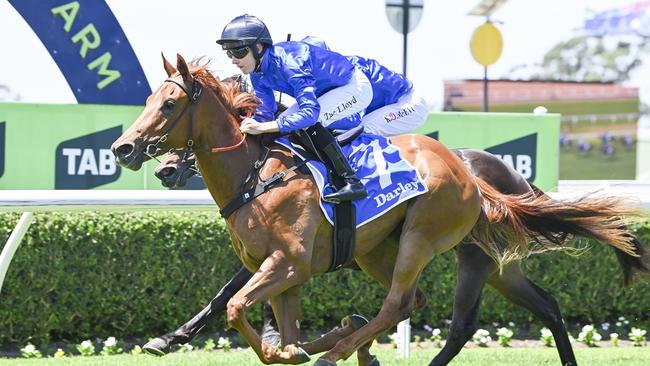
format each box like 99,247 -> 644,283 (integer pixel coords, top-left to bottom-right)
612,227 -> 649,285
469,177 -> 649,281
529,184 -> 649,285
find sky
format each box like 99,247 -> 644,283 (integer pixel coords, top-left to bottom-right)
1,0 -> 648,110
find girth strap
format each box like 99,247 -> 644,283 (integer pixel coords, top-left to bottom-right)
329,201 -> 356,272
219,135 -> 358,273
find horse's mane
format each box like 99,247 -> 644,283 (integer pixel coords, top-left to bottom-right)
187,58 -> 258,118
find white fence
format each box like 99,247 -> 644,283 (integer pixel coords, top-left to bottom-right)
2,182 -> 649,213
1,182 -> 649,356
0,190 -> 218,296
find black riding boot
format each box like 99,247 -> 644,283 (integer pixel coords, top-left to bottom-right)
305,124 -> 367,203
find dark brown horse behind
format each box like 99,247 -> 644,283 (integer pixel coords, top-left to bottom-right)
111,54 -> 645,366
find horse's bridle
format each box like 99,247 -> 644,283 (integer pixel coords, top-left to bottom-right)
150,76 -> 306,225
144,76 -> 247,164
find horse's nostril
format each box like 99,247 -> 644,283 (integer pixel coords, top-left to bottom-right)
156,167 -> 176,178
115,143 -> 134,158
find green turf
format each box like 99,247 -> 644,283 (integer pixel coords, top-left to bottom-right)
561,120 -> 636,134
559,142 -> 637,179
1,347 -> 649,366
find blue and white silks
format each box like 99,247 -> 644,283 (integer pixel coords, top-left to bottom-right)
276,133 -> 428,228
251,41 -> 412,133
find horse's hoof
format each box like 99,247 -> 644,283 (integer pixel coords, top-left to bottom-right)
142,338 -> 168,356
341,314 -> 368,330
294,347 -> 311,364
368,356 -> 380,366
313,359 -> 337,366
285,345 -> 311,364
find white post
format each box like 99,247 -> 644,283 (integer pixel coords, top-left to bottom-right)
533,105 -> 548,115
0,212 -> 34,294
396,318 -> 411,358
637,116 -> 650,180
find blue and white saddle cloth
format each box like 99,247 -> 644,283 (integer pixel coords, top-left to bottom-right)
275,133 -> 428,228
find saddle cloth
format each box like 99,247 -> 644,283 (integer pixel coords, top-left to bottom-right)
275,133 -> 429,228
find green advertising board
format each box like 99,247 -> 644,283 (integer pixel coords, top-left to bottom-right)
0,103 -> 162,190
0,103 -> 560,190
416,112 -> 560,191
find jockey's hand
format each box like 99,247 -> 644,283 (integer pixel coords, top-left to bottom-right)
240,118 -> 280,135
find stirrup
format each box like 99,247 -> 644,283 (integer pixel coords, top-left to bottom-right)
323,183 -> 367,203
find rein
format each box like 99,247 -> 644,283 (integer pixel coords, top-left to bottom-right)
156,75 -> 308,218
155,72 -> 349,272
145,77 -> 248,163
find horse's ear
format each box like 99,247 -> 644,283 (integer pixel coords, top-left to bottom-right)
162,52 -> 176,77
176,53 -> 191,82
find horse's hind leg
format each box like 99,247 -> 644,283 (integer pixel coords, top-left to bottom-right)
353,238 -> 405,366
302,240 -> 403,365
489,265 -> 577,366
316,232 -> 452,364
429,243 -> 493,366
299,314 -> 373,360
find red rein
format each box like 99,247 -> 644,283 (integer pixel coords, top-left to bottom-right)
210,108 -> 254,153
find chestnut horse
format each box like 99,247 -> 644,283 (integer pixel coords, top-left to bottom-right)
112,54 -> 642,366
151,148 -> 647,366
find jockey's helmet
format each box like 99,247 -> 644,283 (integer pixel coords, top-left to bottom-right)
216,14 -> 273,50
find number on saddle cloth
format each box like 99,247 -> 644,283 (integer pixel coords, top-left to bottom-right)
277,130 -> 429,229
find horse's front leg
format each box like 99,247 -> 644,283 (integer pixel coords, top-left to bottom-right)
227,250 -> 311,365
270,285 -> 302,347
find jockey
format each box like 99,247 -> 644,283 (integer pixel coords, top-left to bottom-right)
216,14 -> 427,202
301,36 -> 428,137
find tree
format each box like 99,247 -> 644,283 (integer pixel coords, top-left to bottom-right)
509,35 -> 650,83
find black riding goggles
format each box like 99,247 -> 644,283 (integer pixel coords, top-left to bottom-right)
226,47 -> 250,59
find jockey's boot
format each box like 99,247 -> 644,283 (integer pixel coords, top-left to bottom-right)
321,142 -> 367,202
306,123 -> 367,203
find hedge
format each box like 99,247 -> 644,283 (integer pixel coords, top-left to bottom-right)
0,212 -> 648,344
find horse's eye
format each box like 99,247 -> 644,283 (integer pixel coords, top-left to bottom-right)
161,99 -> 176,114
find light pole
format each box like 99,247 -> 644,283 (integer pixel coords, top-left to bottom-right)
385,0 -> 424,78
470,21 -> 503,112
383,2 -> 422,349
468,0 -> 508,111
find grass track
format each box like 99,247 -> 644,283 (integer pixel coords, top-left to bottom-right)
1,347 -> 649,366
559,143 -> 636,179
